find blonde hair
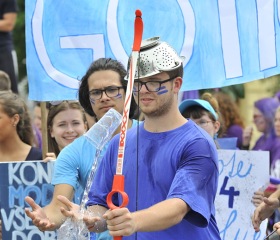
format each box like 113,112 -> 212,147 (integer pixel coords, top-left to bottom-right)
0,71 -> 11,91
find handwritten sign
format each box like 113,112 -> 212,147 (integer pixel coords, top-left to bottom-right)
0,161 -> 56,239
0,150 -> 270,239
216,150 -> 270,240
26,0 -> 280,101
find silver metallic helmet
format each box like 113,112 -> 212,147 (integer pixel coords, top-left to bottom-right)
125,37 -> 185,80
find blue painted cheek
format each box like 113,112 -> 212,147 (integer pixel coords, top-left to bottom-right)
90,99 -> 95,105
114,93 -> 122,99
156,86 -> 168,95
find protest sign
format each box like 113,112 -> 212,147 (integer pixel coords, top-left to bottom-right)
0,150 -> 271,239
0,161 -> 56,239
216,150 -> 270,240
25,0 -> 280,101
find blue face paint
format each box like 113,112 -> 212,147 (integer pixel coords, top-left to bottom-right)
156,86 -> 168,95
114,93 -> 122,99
90,98 -> 95,105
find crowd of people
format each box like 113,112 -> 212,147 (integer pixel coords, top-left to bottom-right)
1,8 -> 280,238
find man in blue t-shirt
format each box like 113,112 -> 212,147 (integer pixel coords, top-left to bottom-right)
24,58 -> 138,240
78,37 -> 222,239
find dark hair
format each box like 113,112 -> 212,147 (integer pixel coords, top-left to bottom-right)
182,92 -> 224,137
78,58 -> 137,119
47,101 -> 87,156
166,63 -> 184,79
0,91 -> 33,145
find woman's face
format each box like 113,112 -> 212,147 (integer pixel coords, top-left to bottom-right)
274,110 -> 280,137
50,108 -> 87,150
191,112 -> 220,138
253,108 -> 266,133
0,105 -> 17,142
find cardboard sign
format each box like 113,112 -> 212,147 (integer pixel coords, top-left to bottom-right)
216,150 -> 269,240
0,150 -> 270,239
0,161 -> 56,239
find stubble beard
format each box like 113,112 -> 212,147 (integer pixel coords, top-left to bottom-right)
140,94 -> 174,119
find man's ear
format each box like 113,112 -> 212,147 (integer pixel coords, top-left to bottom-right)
173,77 -> 183,93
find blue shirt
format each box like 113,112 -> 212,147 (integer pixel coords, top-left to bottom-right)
88,120 -> 221,240
52,119 -> 140,240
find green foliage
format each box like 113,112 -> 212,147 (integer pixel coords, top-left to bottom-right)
13,0 -> 26,81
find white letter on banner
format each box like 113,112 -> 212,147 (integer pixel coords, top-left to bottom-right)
36,162 -> 52,184
20,163 -> 38,186
257,0 -> 276,70
9,163 -> 21,185
60,34 -> 105,61
107,0 -> 127,67
33,0 -> 80,89
177,0 -> 195,67
278,0 -> 280,23
218,0 -> 242,78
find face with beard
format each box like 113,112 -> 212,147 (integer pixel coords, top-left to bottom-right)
133,72 -> 176,119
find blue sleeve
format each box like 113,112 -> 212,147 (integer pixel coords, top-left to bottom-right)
167,138 -> 218,227
51,137 -> 83,190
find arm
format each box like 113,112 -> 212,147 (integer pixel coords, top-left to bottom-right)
25,183 -> 75,231
102,198 -> 189,237
241,126 -> 253,149
82,205 -> 108,233
252,188 -> 280,232
0,12 -> 17,32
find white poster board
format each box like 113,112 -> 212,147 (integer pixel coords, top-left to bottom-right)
216,150 -> 270,239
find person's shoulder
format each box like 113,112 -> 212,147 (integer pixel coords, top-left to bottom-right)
62,135 -> 93,153
183,121 -> 216,145
25,147 -> 42,161
227,124 -> 243,133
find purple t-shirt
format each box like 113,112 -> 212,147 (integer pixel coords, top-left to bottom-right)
88,120 -> 221,240
223,124 -> 243,149
253,135 -> 280,169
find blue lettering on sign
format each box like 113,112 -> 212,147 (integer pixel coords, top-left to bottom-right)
8,184 -> 53,208
219,210 -> 263,240
218,152 -> 253,178
219,176 -> 240,208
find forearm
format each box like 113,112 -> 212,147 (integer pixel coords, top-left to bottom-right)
43,204 -> 67,230
87,205 -> 108,232
268,189 -> 280,202
133,198 -> 189,232
43,184 -> 75,230
0,13 -> 17,32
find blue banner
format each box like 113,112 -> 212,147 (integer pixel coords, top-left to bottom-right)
26,0 -> 280,101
